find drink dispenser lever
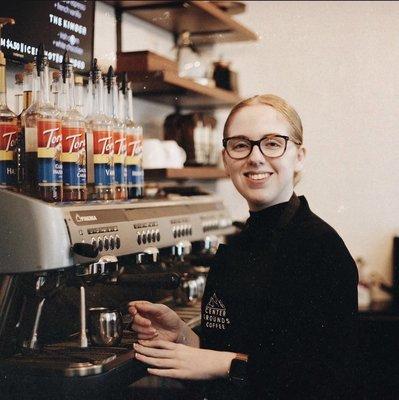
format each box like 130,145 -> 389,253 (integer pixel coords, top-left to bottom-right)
72,242 -> 99,259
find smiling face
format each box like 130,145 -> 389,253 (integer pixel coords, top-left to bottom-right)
223,104 -> 306,211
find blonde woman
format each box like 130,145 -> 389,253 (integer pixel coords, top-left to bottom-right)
129,95 -> 359,399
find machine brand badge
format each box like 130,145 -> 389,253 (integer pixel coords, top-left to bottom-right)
203,293 -> 230,330
75,214 -> 98,223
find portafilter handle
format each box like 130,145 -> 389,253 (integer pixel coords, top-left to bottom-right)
117,272 -> 180,290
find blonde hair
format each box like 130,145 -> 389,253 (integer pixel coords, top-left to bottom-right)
223,94 -> 304,185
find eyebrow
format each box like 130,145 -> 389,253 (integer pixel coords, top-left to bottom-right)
228,133 -> 284,140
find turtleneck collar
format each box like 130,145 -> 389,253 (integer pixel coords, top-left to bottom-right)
248,199 -> 291,229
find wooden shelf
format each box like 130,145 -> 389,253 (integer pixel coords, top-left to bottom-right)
145,167 -> 228,180
104,1 -> 258,45
125,70 -> 241,109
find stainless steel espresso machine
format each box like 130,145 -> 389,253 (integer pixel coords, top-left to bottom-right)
0,190 -> 234,400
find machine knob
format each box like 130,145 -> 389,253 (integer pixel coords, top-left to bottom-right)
136,247 -> 160,264
115,235 -> 121,249
104,236 -> 109,251
110,236 -> 115,250
172,240 -> 192,258
72,242 -> 99,259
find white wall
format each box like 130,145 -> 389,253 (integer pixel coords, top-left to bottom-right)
92,1 -> 399,288
211,1 -> 399,290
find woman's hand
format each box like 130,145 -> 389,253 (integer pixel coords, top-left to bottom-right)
133,339 -> 236,380
128,301 -> 184,342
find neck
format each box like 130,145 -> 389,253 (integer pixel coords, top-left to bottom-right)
248,188 -> 294,212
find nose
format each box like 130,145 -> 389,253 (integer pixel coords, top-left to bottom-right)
247,143 -> 265,165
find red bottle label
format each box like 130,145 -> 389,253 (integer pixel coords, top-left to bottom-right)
62,126 -> 86,188
37,119 -> 62,185
126,133 -> 142,159
37,119 -> 62,157
0,122 -> 18,158
93,130 -> 113,158
113,130 -> 126,157
93,129 -> 113,187
62,126 -> 86,162
0,122 -> 18,187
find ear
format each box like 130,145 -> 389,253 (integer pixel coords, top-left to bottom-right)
294,146 -> 306,173
222,149 -> 230,177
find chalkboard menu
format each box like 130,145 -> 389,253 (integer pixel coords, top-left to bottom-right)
1,1 -> 95,73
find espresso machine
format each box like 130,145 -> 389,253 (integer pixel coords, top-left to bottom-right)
0,189 -> 234,399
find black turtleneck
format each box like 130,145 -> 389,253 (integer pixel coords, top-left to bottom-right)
200,195 -> 359,400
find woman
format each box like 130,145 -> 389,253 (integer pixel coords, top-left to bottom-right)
129,94 -> 359,399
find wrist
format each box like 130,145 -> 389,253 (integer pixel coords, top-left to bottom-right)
220,352 -> 238,378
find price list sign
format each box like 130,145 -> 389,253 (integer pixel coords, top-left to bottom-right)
1,1 -> 94,73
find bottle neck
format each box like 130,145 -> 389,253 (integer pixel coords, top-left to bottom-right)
38,65 -> 50,105
111,78 -> 119,119
86,79 -> 93,118
126,87 -> 134,122
118,90 -> 125,121
23,72 -> 33,110
65,68 -> 76,111
106,86 -> 113,118
0,61 -> 7,107
93,71 -> 104,114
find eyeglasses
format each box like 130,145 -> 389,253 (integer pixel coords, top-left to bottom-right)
222,134 -> 302,160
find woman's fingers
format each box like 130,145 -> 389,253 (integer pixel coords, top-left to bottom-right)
128,301 -> 162,316
130,313 -> 153,328
136,332 -> 158,340
138,339 -> 175,350
147,368 -> 179,378
130,323 -> 157,335
133,343 -> 173,358
134,353 -> 176,368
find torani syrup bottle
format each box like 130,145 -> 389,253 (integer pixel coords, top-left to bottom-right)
60,51 -> 87,201
0,35 -> 18,191
106,66 -> 126,200
122,77 -> 143,199
87,59 -> 114,200
33,44 -> 63,202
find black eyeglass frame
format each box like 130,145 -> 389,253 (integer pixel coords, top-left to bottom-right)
222,134 -> 302,160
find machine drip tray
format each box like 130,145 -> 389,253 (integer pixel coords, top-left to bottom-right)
1,333 -> 137,378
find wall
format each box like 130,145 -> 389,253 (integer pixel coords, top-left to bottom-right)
93,1 -> 398,289
211,1 -> 399,291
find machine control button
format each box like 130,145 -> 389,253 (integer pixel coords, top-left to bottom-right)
137,232 -> 142,245
115,235 -> 121,249
147,230 -> 152,243
189,226 -> 192,235
103,236 -> 109,251
173,227 -> 177,238
109,236 -> 115,250
156,230 -> 161,242
91,237 -> 97,249
98,237 -> 104,252
177,227 -> 182,238
142,233 -> 147,244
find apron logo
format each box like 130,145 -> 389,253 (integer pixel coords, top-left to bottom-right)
203,293 -> 230,330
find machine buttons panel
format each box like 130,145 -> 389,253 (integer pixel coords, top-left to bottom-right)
91,234 -> 122,252
88,226 -> 118,235
137,229 -> 161,245
172,224 -> 192,238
